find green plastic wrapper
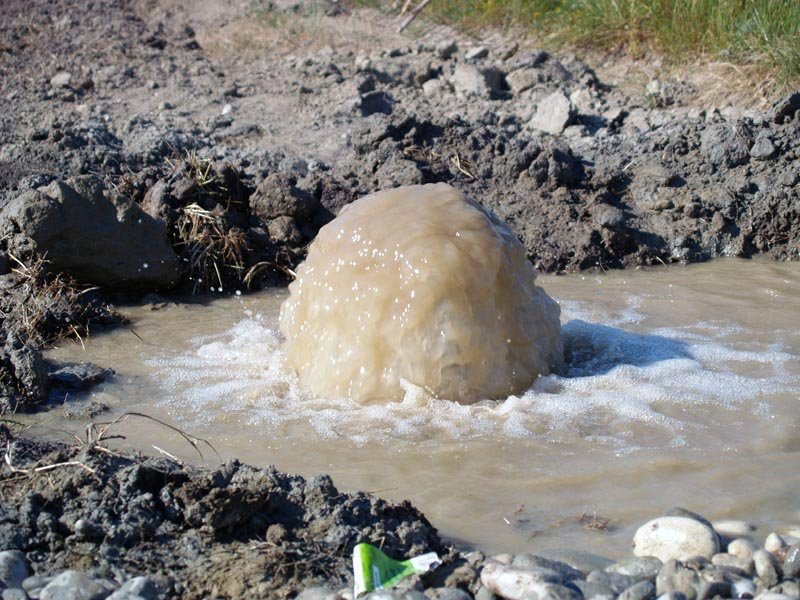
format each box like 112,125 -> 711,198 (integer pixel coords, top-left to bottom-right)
352,543 -> 440,596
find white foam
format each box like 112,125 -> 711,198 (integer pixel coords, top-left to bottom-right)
145,299 -> 800,452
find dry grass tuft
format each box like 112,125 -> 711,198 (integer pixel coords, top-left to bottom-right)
6,253 -> 109,347
175,204 -> 248,293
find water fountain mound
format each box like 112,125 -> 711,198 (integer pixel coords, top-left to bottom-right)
280,182 -> 563,404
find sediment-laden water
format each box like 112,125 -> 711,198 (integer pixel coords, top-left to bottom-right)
40,259 -> 800,557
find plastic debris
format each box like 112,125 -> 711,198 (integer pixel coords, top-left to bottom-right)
353,543 -> 440,596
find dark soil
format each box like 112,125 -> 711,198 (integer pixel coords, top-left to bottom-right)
0,428 -> 449,598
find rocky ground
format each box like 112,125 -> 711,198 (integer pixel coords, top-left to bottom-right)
1,0 -> 799,597
2,431 -> 800,600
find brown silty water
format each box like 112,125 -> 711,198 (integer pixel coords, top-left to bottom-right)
38,258 -> 800,558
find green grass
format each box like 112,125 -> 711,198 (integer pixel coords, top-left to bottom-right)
386,0 -> 800,87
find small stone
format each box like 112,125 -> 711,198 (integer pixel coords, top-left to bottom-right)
464,46 -> 489,61
474,586 -> 494,600
49,363 -> 113,391
425,588 -> 472,600
729,538 -> 758,560
2,589 -> 28,600
696,579 -> 731,600
40,571 -> 114,600
591,204 -> 626,228
511,554 -> 583,581
22,575 -> 53,593
713,520 -> 757,540
606,557 -> 663,581
422,78 -> 448,97
634,517 -> 720,562
774,581 -> 800,598
783,543 -> 800,578
619,580 -> 657,600
50,71 -> 72,88
656,560 -> 700,600
436,40 -> 458,60
711,553 -> 753,575
588,570 -> 641,594
480,562 -> 582,600
573,580 -> 615,600
221,103 -> 233,115
750,137 -> 776,160
158,101 -> 174,110
529,91 -> 575,135
731,578 -> 755,599
498,42 -> 519,60
700,123 -> 752,167
753,549 -> 781,588
0,551 -> 28,588
106,576 -> 159,600
450,64 -> 491,99
779,170 -> 799,186
534,550 -> 614,575
506,68 -> 539,95
656,594 -> 687,600
770,91 -> 800,123
765,533 -> 787,553
295,586 -> 337,600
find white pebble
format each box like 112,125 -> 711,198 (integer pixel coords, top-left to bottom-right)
764,532 -> 786,553
633,516 -> 720,562
713,520 -> 756,539
728,538 -> 757,560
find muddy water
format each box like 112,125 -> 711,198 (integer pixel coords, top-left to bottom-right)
40,259 -> 800,557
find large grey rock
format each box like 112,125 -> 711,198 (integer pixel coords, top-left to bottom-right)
530,91 -> 575,135
1,177 -> 179,290
39,571 -> 115,600
634,517 -> 720,561
0,551 -> 28,588
480,562 -> 582,600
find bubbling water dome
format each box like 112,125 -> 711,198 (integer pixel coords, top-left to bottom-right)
279,183 -> 563,404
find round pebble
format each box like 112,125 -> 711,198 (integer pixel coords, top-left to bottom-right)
634,517 -> 720,562
764,533 -> 787,553
0,551 -> 28,589
729,538 -> 758,560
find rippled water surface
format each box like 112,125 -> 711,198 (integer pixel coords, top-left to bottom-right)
41,259 -> 800,556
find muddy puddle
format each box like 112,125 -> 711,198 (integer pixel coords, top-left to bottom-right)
35,258 -> 800,558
